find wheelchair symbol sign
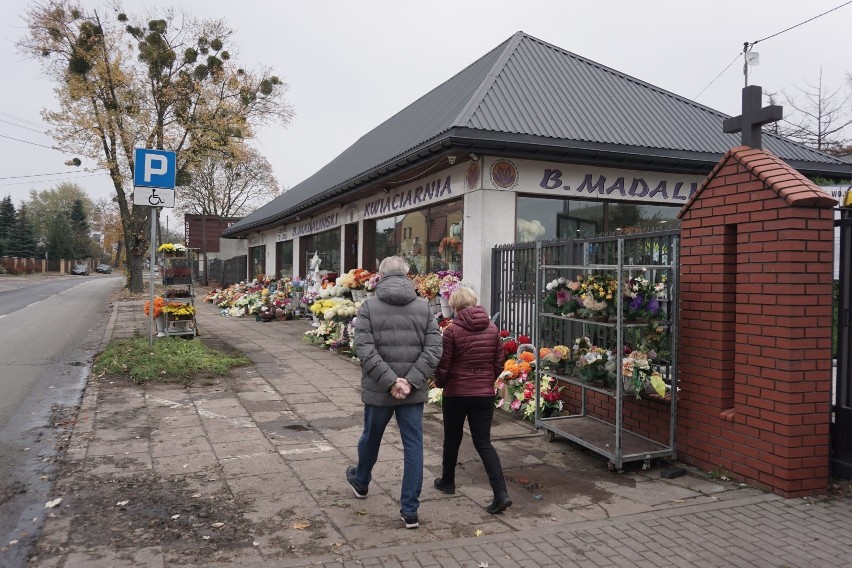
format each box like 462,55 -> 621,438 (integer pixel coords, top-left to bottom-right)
132,187 -> 175,208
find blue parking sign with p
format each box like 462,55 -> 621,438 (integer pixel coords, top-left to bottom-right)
134,148 -> 176,189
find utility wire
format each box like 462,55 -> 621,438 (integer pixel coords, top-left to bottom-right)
749,1 -> 852,46
694,52 -> 742,100
0,170 -> 93,181
0,118 -> 46,134
694,1 -> 852,100
0,133 -> 56,150
0,111 -> 46,129
0,171 -> 106,188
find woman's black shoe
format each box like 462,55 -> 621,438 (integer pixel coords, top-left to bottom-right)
433,478 -> 456,494
486,492 -> 512,514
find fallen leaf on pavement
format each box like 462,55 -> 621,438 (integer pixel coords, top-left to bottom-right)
211,522 -> 224,528
44,498 -> 62,509
293,522 -> 311,530
478,562 -> 489,567
474,529 -> 484,537
116,500 -> 129,507
171,514 -> 180,520
356,510 -> 367,516
201,535 -> 210,540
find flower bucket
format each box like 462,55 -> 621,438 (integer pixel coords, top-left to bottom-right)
366,291 -> 376,297
155,316 -> 165,337
439,296 -> 453,318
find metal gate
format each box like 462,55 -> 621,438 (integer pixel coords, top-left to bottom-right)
833,211 -> 852,478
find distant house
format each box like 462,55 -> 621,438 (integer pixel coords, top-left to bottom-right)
223,31 -> 852,307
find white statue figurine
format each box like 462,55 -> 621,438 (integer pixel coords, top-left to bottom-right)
308,251 -> 322,294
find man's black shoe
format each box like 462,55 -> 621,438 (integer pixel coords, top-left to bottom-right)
399,509 -> 419,529
345,466 -> 367,499
433,477 -> 456,494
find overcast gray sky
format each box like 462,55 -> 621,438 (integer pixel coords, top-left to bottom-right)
2,0 -> 850,222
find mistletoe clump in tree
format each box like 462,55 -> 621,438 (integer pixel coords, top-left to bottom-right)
19,1 -> 293,291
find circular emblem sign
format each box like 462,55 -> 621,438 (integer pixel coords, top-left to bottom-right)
490,160 -> 518,189
465,162 -> 480,190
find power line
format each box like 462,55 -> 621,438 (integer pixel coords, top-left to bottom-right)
0,133 -> 56,150
694,52 -> 742,100
0,169 -> 95,181
750,1 -> 852,46
0,118 -> 46,135
0,111 -> 46,129
0,171 -> 107,188
694,1 -> 852,101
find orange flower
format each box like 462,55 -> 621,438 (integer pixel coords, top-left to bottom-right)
503,359 -> 520,379
518,361 -> 532,375
519,352 -> 535,363
143,296 -> 166,317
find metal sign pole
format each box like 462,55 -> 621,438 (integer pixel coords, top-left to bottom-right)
148,208 -> 157,346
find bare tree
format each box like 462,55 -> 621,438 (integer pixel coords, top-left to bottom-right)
176,145 -> 281,217
774,68 -> 852,154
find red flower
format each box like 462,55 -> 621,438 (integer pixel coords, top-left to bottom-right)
499,330 -> 510,338
502,340 -> 518,357
518,335 -> 531,344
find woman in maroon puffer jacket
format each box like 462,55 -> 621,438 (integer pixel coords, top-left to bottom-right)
433,286 -> 512,514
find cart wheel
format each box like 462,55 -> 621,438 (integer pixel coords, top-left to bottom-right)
607,460 -> 616,472
545,430 -> 557,442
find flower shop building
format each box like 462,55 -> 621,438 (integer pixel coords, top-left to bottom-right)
222,31 -> 851,308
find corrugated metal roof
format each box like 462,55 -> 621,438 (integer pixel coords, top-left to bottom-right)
225,31 -> 849,236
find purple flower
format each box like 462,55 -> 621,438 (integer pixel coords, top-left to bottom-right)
647,298 -> 659,314
629,296 -> 644,310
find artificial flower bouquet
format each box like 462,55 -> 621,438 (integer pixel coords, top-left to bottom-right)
162,302 -> 196,320
438,273 -> 462,299
623,274 -> 667,321
143,296 -> 166,317
538,344 -> 571,374
413,273 -> 440,300
158,242 -> 187,255
621,346 -> 667,399
543,277 -> 580,316
572,336 -> 616,387
364,273 -> 381,292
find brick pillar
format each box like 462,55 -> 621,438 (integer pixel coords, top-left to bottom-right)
677,146 -> 836,497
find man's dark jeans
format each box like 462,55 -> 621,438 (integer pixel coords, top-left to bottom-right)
353,402 -> 424,516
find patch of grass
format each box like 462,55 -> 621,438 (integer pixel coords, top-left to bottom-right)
93,336 -> 249,384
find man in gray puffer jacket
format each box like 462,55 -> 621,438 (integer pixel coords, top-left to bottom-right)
346,256 -> 442,529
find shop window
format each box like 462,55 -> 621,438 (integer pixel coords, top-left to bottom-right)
304,227 -> 341,275
517,196 -> 679,241
249,245 -> 266,279
276,240 -> 293,278
370,198 -> 463,274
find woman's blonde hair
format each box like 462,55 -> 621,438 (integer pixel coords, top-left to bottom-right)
449,286 -> 477,311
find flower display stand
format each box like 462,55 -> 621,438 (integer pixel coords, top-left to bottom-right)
534,238 -> 678,470
162,253 -> 196,338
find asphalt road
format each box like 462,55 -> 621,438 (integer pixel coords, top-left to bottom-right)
0,274 -> 122,566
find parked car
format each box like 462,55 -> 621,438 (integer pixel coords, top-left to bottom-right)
96,263 -> 113,274
71,263 -> 90,275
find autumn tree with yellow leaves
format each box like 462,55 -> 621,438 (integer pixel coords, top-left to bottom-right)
18,1 -> 293,291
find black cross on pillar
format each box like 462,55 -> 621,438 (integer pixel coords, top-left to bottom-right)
722,85 -> 783,149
